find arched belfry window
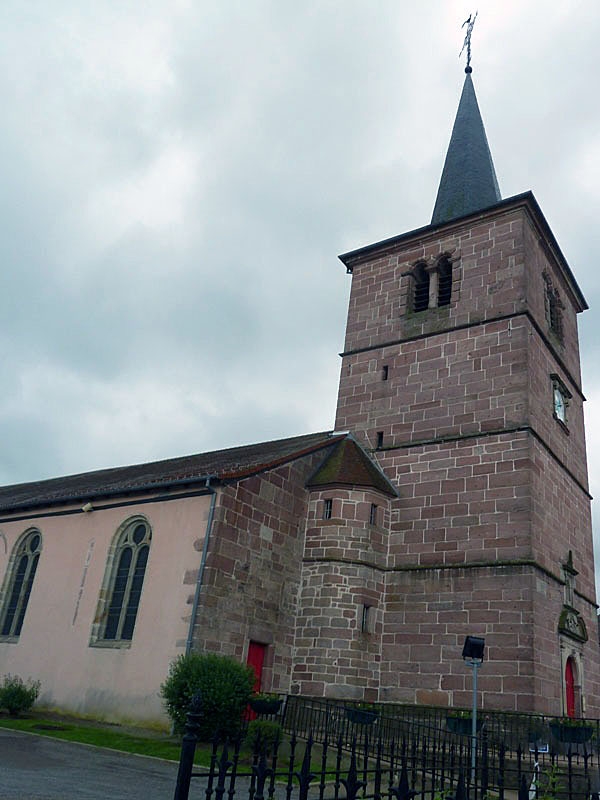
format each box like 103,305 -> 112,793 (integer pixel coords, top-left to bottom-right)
0,529 -> 42,639
91,517 -> 151,645
543,270 -> 564,343
437,255 -> 453,307
412,262 -> 430,312
548,289 -> 564,340
408,256 -> 453,313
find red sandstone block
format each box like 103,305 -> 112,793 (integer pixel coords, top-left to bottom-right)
441,675 -> 466,691
502,675 -> 534,693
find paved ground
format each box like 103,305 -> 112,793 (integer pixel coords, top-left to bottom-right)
0,729 -> 181,800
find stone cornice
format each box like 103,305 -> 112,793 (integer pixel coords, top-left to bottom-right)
301,556 -> 598,609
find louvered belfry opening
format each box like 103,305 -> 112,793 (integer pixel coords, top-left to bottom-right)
437,256 -> 453,307
413,262 -> 430,312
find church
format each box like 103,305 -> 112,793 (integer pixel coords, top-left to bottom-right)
0,57 -> 599,726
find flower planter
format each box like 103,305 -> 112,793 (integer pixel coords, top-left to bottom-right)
249,697 -> 282,715
345,707 -> 378,725
549,722 -> 593,744
446,716 -> 483,735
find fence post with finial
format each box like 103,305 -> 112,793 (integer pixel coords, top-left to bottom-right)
173,691 -> 203,800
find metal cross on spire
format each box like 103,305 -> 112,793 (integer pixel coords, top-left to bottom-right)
459,11 -> 478,72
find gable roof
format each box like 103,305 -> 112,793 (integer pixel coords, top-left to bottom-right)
0,431 -> 345,513
431,71 -> 501,225
306,437 -> 398,497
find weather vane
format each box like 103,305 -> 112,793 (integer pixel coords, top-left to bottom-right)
459,11 -> 478,72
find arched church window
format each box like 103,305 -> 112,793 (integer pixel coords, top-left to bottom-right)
437,255 -> 453,307
91,517 -> 152,645
412,262 -> 430,312
0,529 -> 42,639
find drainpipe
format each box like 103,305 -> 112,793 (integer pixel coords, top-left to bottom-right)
185,477 -> 217,656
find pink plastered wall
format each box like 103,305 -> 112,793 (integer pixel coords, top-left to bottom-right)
0,490 -> 214,726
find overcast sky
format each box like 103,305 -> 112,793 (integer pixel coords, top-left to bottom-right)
1,2 -> 600,578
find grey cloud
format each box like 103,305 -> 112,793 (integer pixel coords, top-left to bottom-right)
1,2 -> 600,593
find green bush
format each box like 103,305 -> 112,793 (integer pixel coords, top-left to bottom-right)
161,653 -> 255,738
0,674 -> 41,716
245,719 -> 282,755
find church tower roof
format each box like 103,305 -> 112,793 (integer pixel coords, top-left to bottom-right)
431,69 -> 501,225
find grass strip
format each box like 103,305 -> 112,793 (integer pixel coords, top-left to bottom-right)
0,715 -> 347,775
0,716 -> 211,765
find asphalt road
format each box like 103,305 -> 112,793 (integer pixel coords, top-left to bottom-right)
0,729 -> 181,800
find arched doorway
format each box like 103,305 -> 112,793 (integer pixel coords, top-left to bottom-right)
565,656 -> 576,718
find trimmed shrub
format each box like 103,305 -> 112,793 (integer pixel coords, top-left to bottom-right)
161,653 -> 255,738
0,674 -> 41,716
245,719 -> 282,755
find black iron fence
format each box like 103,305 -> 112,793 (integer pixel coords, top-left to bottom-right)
173,695 -> 600,800
282,696 -> 600,760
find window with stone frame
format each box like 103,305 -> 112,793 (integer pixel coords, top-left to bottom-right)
90,517 -> 152,646
551,373 -> 571,429
0,529 -> 42,640
369,503 -> 378,526
543,271 -> 564,343
361,604 -> 375,634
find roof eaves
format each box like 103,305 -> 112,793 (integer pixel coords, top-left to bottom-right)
0,473 -> 221,515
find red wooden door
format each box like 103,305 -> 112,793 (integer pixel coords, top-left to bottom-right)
565,657 -> 576,718
246,641 -> 267,720
247,641 -> 266,691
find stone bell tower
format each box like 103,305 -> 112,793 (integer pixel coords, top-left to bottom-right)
334,62 -> 600,715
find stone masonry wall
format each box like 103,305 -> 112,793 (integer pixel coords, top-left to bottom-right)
336,317 -> 530,452
529,435 -> 600,716
191,448 -> 332,694
523,218 -> 583,387
381,565 -> 536,712
292,561 -> 384,700
529,436 -> 594,591
527,325 -> 587,489
291,488 -> 390,700
339,207 -> 527,359
379,432 -> 532,568
334,198 -> 600,715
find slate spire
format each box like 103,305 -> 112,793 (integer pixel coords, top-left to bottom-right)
431,67 -> 501,225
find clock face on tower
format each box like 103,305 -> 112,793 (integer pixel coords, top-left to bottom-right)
554,386 -> 566,423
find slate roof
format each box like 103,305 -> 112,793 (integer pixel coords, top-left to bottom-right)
431,71 -> 501,225
306,437 -> 398,497
0,431 -> 345,513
